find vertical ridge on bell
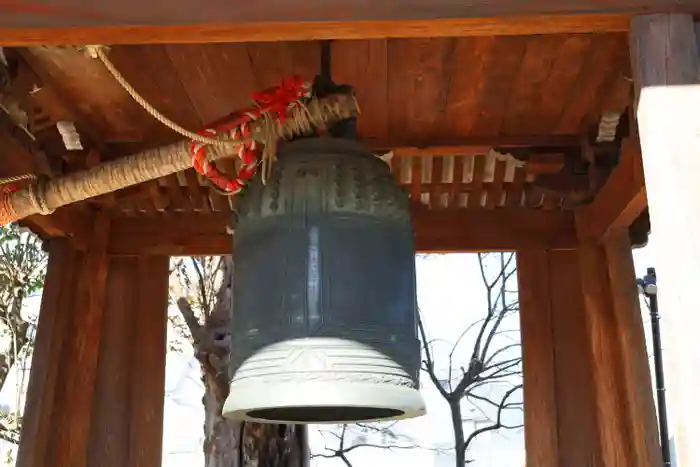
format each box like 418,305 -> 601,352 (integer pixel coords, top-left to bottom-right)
223,137 -> 426,424
306,226 -> 321,330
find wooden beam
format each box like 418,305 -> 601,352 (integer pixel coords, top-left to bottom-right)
0,15 -> 632,46
5,0 -> 677,26
368,134 -> 580,154
105,135 -> 577,211
107,135 -> 578,161
108,206 -> 576,255
631,13 -> 700,467
392,145 -> 561,157
575,138 -> 646,241
0,0 -> 694,46
17,207 -> 89,248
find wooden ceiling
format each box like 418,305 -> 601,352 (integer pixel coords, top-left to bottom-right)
18,34 -> 631,148
0,32 -> 633,249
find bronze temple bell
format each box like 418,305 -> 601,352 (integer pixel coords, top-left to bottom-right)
222,135 -> 426,424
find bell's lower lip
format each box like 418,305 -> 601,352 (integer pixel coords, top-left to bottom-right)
246,406 -> 404,423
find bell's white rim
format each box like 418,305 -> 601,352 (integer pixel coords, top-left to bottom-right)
222,381 -> 427,424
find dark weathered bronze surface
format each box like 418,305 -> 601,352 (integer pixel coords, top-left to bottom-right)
229,137 -> 420,423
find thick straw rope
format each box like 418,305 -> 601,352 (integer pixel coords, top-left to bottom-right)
85,44 -> 312,195
0,93 -> 358,225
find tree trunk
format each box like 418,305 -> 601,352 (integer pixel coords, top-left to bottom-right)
0,293 -> 29,444
0,293 -> 30,390
200,257 -> 308,467
449,400 -> 466,467
202,381 -> 241,467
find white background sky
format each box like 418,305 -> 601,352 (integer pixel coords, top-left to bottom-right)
161,253 -> 525,467
0,240 -> 678,466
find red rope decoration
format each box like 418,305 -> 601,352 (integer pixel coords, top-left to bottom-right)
189,76 -> 311,194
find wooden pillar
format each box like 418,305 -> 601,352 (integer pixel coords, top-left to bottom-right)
15,217 -> 170,467
577,236 -> 661,467
518,237 -> 661,466
518,249 -> 601,467
630,13 -> 700,466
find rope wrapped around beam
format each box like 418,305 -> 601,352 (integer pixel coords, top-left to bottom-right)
0,93 -> 358,226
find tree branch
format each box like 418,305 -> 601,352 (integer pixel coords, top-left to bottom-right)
484,344 -> 522,367
448,317 -> 486,385
175,297 -> 204,344
0,427 -> 19,444
462,384 -> 524,456
481,357 -> 522,375
190,257 -> 210,313
480,293 -> 516,364
418,313 -> 450,399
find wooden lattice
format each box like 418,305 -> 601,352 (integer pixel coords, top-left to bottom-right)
108,151 -> 563,217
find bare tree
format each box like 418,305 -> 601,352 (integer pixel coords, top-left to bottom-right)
0,225 -> 46,447
170,256 -> 306,467
310,253 -> 522,467
419,252 -> 523,466
169,252 -> 523,466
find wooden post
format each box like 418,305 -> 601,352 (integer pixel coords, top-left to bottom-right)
577,238 -> 661,467
516,250 -> 559,467
604,233 -> 662,467
16,218 -> 170,467
518,249 -> 602,467
518,240 -> 661,466
631,13 -> 700,467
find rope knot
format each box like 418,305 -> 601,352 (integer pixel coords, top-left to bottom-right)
251,75 -> 311,124
189,76 -> 311,195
